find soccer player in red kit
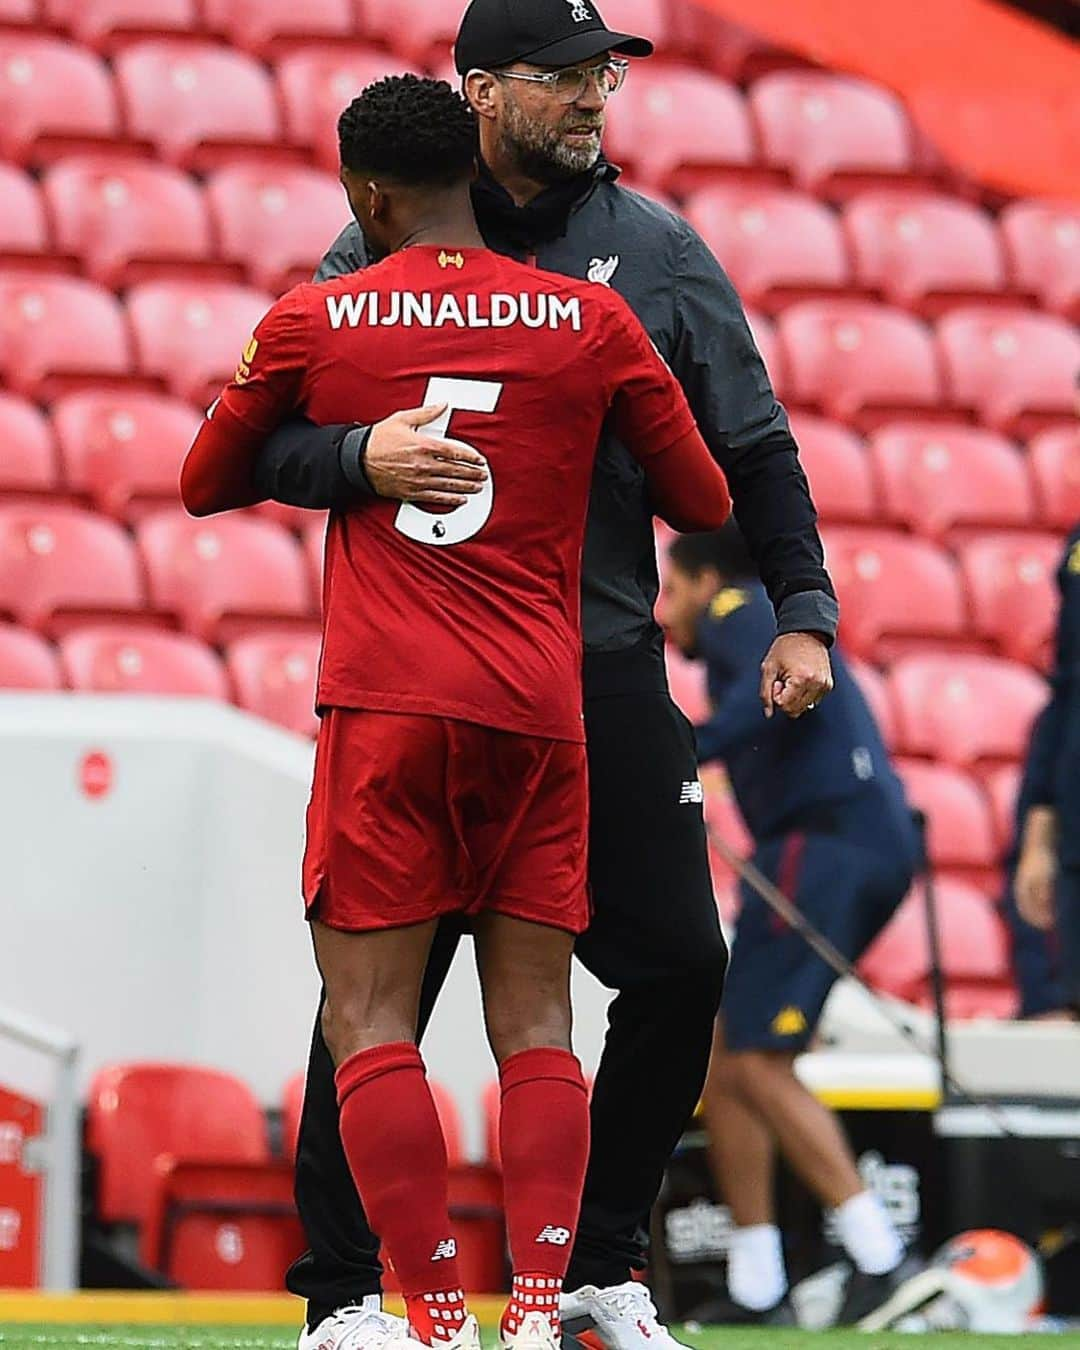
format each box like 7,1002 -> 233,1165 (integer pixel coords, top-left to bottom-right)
182,76 -> 730,1350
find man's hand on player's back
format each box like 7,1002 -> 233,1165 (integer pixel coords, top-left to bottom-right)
365,403 -> 488,508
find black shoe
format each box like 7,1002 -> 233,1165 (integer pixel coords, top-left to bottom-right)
835,1254 -> 925,1326
686,1291 -> 797,1326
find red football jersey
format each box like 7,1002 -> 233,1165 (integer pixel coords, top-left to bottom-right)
208,245 -> 699,741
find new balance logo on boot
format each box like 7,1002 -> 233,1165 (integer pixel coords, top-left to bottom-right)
431,1238 -> 458,1261
536,1225 -> 571,1245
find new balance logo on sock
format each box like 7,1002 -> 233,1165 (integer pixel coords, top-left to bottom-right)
535,1225 -> 572,1245
679,780 -> 704,804
431,1238 -> 458,1261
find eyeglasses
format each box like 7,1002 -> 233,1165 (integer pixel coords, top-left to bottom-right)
494,57 -> 629,105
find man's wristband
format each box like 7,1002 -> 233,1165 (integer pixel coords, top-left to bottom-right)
338,424 -> 376,495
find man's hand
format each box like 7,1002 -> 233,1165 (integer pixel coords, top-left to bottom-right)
364,404 -> 488,507
1016,842 -> 1058,931
759,632 -> 833,719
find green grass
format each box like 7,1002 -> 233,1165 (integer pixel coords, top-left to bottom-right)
2,1328 -> 1080,1350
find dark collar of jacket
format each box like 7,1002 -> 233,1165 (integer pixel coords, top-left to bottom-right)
471,156 -> 620,252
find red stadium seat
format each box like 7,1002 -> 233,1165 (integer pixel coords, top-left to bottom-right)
868,422 -> 1034,542
115,41 -> 290,172
0,504 -> 145,635
137,511 -> 314,643
778,301 -> 940,432
788,414 -> 874,525
956,531 -> 1062,669
844,191 -> 1008,317
861,879 -> 1017,1019
86,1062 -> 269,1226
43,0 -> 200,54
665,643 -> 709,724
0,393 -> 58,501
823,528 -> 967,662
937,306 -> 1080,439
984,762 -> 1022,853
0,35 -> 121,166
206,165 -> 349,293
361,0 -> 462,68
226,632 -> 320,738
60,625 -> 228,699
847,656 -> 896,749
52,390 -> 200,524
202,0 -> 355,59
703,773 -> 753,889
684,186 -> 850,314
1000,199 -> 1080,321
0,0 -> 39,28
0,272 -> 132,402
0,164 -> 49,270
44,157 -> 223,288
894,758 -> 998,887
277,48 -> 416,174
888,653 -> 1047,771
603,64 -> 763,196
745,309 -> 786,399
668,7 -> 810,82
0,623 -> 62,689
281,1073 -> 304,1162
127,281 -> 273,406
1029,427 -> 1080,532
749,72 -> 919,201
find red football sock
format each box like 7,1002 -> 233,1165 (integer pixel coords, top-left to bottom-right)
498,1048 -> 590,1341
335,1042 -> 464,1342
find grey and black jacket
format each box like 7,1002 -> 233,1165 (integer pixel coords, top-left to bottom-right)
253,159 -> 839,700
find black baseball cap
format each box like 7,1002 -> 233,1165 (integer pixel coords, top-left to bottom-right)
455,0 -> 653,76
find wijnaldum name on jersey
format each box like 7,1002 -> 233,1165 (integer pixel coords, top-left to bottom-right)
325,290 -> 584,332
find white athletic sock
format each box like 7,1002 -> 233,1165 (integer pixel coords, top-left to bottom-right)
832,1189 -> 904,1274
727,1223 -> 787,1311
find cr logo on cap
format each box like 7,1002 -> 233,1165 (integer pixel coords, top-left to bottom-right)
565,0 -> 593,22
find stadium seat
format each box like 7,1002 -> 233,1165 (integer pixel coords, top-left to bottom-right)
44,157 -> 223,288
787,413 -> 874,524
868,422 -> 1035,542
984,762 -> 1022,853
0,272 -> 132,402
748,72 -> 919,201
683,186 -> 850,313
0,35 -> 121,166
0,504 -> 146,635
115,41 -> 291,171
937,306 -> 1080,439
894,758 -> 998,888
0,393 -> 58,501
126,281 -> 274,406
956,532 -> 1062,669
1000,199 -> 1080,321
361,0 -> 465,68
1028,427 -> 1080,532
226,632 -> 320,738
0,164 -> 49,270
861,879 -> 1017,1019
665,643 -> 709,724
847,656 -> 896,750
140,1158 -> 303,1290
202,0 -> 355,60
52,390 -> 200,524
137,511 -> 314,643
777,301 -> 941,432
667,6 -> 809,82
844,191 -> 1008,317
822,528 -> 967,662
43,0 -> 200,54
60,625 -> 229,699
276,48 -> 416,174
745,309 -> 786,398
0,623 -> 62,690
206,165 -> 349,294
281,1073 -> 303,1162
86,1062 -> 270,1226
602,64 -> 763,196
702,773 -> 753,888
888,653 -> 1048,771
0,0 -> 39,28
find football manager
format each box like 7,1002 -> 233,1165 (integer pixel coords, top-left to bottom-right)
233,2 -> 840,1347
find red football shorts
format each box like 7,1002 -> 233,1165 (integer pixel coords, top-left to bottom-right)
303,709 -> 590,935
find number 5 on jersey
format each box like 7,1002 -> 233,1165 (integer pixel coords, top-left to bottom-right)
395,377 -> 502,547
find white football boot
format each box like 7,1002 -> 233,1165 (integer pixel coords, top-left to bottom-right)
382,1313 -> 482,1350
501,1310 -> 561,1350
560,1282 -> 690,1350
298,1296 -> 408,1350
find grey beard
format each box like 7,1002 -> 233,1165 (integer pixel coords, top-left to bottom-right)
499,103 -> 602,184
